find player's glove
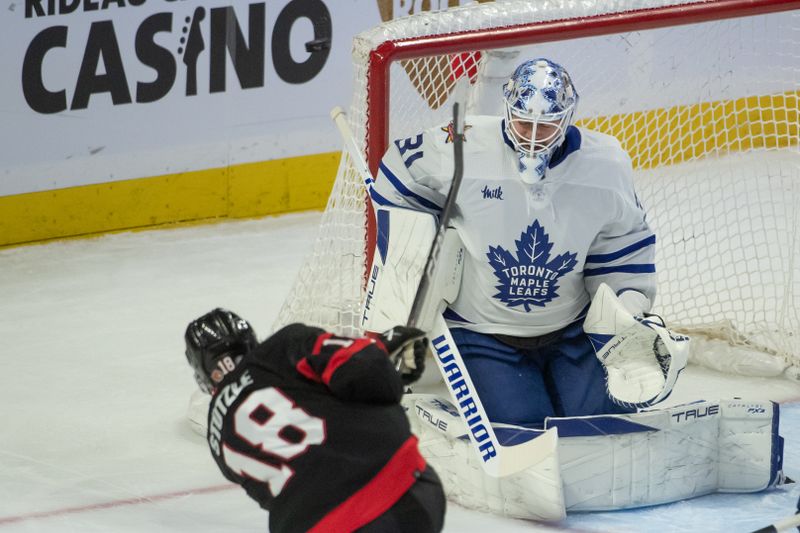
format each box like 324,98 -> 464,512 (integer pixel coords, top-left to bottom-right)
378,326 -> 429,385
583,284 -> 689,408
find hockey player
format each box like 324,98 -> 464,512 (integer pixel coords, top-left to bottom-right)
184,308 -> 445,533
371,57 -> 670,427
361,57 -> 783,522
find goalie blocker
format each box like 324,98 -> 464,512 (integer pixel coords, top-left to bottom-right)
361,206 -> 462,336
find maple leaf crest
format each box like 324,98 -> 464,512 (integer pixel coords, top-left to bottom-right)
486,220 -> 578,311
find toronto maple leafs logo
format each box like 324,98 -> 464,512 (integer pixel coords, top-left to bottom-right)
487,220 -> 577,311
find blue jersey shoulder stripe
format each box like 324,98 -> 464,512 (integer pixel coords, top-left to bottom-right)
369,187 -> 399,207
583,264 -> 656,277
585,234 -> 656,264
378,162 -> 442,212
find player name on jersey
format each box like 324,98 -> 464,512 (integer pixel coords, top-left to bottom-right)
208,370 -> 254,455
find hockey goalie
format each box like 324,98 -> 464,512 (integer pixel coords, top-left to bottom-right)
359,58 -> 786,520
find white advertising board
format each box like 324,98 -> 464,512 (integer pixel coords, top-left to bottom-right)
0,0 -> 388,196
0,1 -> 792,199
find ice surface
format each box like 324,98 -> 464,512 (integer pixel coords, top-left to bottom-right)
1,212 -> 799,532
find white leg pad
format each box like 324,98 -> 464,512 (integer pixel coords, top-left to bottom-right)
546,399 -> 784,511
403,395 -> 783,517
403,394 -> 566,521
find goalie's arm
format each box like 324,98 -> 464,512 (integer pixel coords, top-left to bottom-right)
583,190 -> 657,315
579,149 -> 656,312
370,130 -> 451,215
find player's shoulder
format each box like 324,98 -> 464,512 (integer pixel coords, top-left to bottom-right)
574,127 -> 630,166
416,114 -> 500,147
247,323 -> 321,366
386,115 -> 500,178
563,127 -> 633,191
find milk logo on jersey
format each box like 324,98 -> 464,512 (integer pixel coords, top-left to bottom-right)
487,220 -> 577,310
481,185 -> 503,200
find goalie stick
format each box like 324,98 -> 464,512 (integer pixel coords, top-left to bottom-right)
751,510 -> 800,533
331,101 -> 558,477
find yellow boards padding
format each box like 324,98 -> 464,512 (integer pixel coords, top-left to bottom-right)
0,152 -> 340,247
2,91 -> 797,248
577,91 -> 799,170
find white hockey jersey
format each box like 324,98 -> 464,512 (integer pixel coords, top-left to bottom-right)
372,116 -> 656,337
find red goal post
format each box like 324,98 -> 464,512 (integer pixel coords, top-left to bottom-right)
276,0 -> 800,378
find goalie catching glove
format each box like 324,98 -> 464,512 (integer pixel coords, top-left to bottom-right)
583,283 -> 689,408
378,326 -> 429,385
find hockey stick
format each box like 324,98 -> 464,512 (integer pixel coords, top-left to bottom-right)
751,511 -> 800,533
331,103 -> 557,477
330,106 -> 377,193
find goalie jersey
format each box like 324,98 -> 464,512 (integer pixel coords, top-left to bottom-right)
372,116 -> 656,337
206,323 -> 427,533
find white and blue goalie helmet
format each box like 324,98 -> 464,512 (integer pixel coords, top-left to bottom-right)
503,58 -> 578,181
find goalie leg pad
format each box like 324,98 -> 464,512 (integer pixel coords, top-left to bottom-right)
546,399 -> 783,511
402,394 -> 566,521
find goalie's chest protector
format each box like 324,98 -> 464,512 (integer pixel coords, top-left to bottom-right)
440,118 -> 627,336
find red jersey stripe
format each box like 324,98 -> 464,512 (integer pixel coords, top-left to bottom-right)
307,436 -> 426,533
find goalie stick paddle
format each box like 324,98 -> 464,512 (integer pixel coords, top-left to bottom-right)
330,102 -> 558,477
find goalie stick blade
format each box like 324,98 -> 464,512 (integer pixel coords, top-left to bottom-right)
490,427 -> 558,477
429,315 -> 558,477
750,511 -> 800,533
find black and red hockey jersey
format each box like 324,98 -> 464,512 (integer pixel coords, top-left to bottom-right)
206,323 -> 427,533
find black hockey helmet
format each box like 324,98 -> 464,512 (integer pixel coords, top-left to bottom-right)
184,308 -> 258,393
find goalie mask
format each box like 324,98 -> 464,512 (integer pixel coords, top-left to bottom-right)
184,308 -> 258,393
502,58 -> 578,183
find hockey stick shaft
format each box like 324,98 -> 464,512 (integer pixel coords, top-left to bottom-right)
407,102 -> 465,328
330,106 -> 376,191
751,512 -> 800,533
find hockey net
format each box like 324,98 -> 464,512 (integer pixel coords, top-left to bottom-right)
275,0 -> 800,378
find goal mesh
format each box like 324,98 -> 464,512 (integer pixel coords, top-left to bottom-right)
275,0 -> 800,374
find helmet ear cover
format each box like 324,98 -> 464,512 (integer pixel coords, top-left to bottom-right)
184,309 -> 257,393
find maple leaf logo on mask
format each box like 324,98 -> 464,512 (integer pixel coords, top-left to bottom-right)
486,220 -> 578,311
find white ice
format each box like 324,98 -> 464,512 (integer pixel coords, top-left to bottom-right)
1,212 -> 799,533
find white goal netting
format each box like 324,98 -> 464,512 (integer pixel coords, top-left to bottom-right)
275,0 -> 800,377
